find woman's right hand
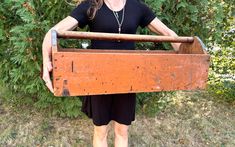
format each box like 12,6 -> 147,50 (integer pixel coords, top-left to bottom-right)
42,59 -> 54,93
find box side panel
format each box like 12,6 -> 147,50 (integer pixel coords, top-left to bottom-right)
53,52 -> 210,96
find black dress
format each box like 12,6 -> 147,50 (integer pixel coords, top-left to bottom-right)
70,0 -> 155,126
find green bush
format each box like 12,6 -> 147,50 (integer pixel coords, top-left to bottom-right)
136,92 -> 175,116
0,0 -> 234,117
0,0 -> 82,117
207,22 -> 235,102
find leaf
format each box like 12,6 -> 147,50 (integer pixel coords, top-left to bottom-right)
176,2 -> 187,10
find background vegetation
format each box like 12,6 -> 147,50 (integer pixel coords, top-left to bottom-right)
0,0 -> 234,117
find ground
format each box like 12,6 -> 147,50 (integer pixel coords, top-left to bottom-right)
0,91 -> 234,147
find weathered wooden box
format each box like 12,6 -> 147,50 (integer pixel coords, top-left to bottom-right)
52,31 -> 210,96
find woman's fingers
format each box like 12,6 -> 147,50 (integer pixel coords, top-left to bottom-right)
172,42 -> 181,51
42,67 -> 54,93
46,79 -> 54,93
47,61 -> 53,72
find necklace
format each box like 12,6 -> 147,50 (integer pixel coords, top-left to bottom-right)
105,0 -> 125,34
113,8 -> 125,34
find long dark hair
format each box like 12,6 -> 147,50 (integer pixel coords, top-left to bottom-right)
87,0 -> 103,19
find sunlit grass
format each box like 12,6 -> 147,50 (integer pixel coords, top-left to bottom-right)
0,91 -> 234,146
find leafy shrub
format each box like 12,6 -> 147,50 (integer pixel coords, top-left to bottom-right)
0,0 -> 234,117
136,92 -> 175,116
0,0 -> 82,117
207,23 -> 235,102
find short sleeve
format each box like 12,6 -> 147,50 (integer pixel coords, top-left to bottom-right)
70,1 -> 90,28
139,2 -> 156,28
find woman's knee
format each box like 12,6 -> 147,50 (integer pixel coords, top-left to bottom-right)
94,125 -> 109,140
114,121 -> 129,138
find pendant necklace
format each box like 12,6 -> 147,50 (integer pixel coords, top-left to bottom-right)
106,0 -> 125,34
113,8 -> 125,34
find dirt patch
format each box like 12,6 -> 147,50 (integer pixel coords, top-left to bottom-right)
0,91 -> 234,146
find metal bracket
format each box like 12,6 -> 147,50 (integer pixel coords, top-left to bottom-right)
51,29 -> 57,47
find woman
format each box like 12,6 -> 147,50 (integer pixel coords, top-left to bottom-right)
42,0 -> 180,146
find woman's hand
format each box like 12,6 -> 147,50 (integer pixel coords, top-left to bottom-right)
42,59 -> 54,93
171,41 -> 181,51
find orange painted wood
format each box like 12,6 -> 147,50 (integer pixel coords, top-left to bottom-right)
179,36 -> 206,54
51,30 -> 210,96
53,50 -> 210,96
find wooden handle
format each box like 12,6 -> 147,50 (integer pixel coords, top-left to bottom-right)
56,30 -> 194,43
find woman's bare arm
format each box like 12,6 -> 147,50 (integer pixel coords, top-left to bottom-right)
147,17 -> 181,51
42,16 -> 78,93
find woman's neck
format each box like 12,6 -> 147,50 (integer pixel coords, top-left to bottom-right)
104,0 -> 126,11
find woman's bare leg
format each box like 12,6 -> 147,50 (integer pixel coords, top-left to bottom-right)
114,121 -> 129,147
93,124 -> 109,147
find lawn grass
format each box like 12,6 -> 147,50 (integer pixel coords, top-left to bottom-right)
0,91 -> 234,146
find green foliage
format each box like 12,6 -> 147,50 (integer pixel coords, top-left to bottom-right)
136,92 -> 174,116
0,0 -> 82,117
0,0 -> 234,117
206,1 -> 235,102
207,27 -> 235,102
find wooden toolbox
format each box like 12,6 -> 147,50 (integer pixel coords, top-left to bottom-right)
51,30 -> 210,96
